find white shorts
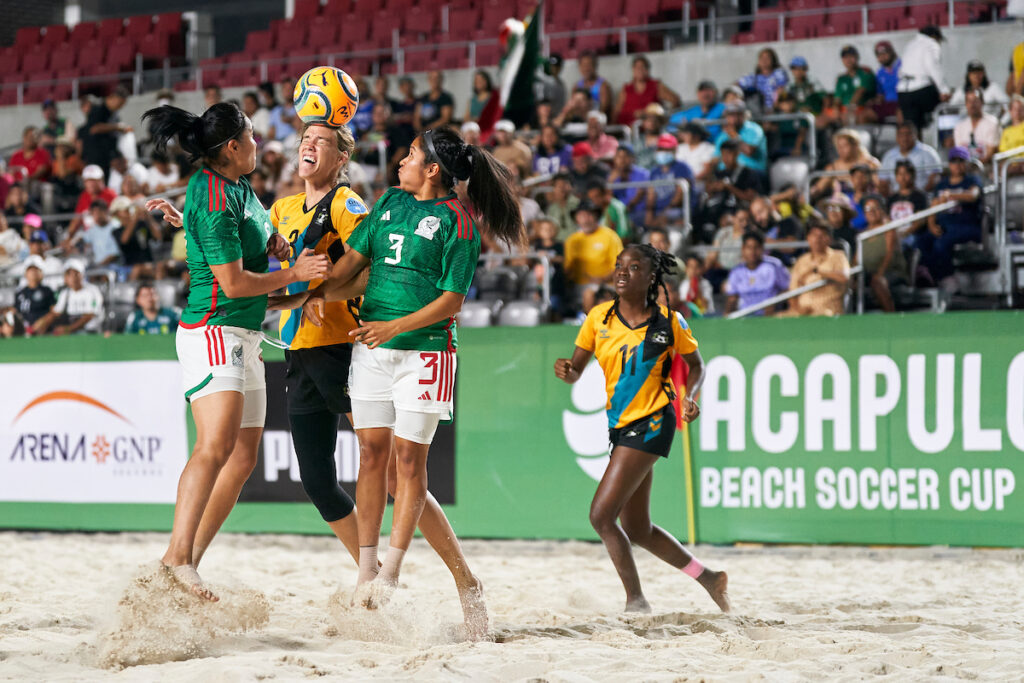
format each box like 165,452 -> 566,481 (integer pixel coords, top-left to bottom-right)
350,399 -> 442,444
176,323 -> 267,429
348,343 -> 456,418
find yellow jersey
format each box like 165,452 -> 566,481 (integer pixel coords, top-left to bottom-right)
270,185 -> 369,350
1000,123 -> 1024,154
576,300 -> 698,429
564,226 -> 624,284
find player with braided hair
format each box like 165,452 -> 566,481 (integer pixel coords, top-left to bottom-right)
555,245 -> 730,614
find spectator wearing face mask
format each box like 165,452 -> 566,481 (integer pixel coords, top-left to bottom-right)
645,134 -> 695,230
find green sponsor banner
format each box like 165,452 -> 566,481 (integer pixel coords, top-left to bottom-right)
1,312 -> 1022,547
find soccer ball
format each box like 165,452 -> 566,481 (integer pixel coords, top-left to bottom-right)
292,66 -> 359,128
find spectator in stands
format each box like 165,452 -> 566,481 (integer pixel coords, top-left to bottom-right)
767,92 -> 808,158
1000,95 -> 1024,155
33,260 -> 104,336
534,123 -> 573,176
679,254 -> 714,317
954,89 -> 1001,165
21,229 -> 64,288
704,208 -> 749,290
4,185 -> 43,232
699,139 -> 762,241
897,26 -> 951,134
529,217 -> 567,314
242,91 -> 269,142
859,194 -> 906,312
546,171 -> 581,240
248,169 -> 275,209
564,199 -> 623,307
575,52 -> 613,118
111,196 -> 163,281
737,47 -> 788,114
0,213 -> 26,268
607,144 -> 649,227
568,141 -> 609,196
14,255 -> 56,330
81,86 -> 130,174
834,45 -> 877,125
107,150 -> 148,196
845,164 -> 876,230
634,103 -> 667,169
645,133 -> 695,230
824,193 -> 858,249
391,77 -> 418,148
811,129 -> 880,202
39,100 -> 68,156
361,103 -> 403,185
267,78 -> 298,142
675,122 -> 715,188
537,54 -> 567,117
614,55 -> 680,126
145,151 -> 182,194
10,126 -> 52,186
870,40 -> 901,123
64,165 -> 117,244
461,121 -> 482,146
787,57 -> 825,119
888,159 -> 931,223
491,120 -> 533,174
505,164 -> 542,227
786,222 -> 850,317
465,70 -> 496,124
587,180 -> 630,241
752,195 -> 803,264
879,122 -> 942,193
50,141 -> 83,213
124,283 -> 178,335
204,85 -> 222,109
724,232 -> 789,316
120,176 -> 148,206
348,77 -> 374,138
531,99 -> 555,134
76,199 -> 121,267
771,183 -> 820,227
0,309 -> 25,338
585,111 -> 618,162
415,70 -> 454,131
261,140 -> 286,196
669,80 -> 724,140
714,102 -> 767,173
646,227 -> 682,273
951,60 -> 1008,116
920,146 -> 984,286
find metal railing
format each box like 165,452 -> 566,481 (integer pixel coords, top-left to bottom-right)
993,144 -> 1024,250
530,178 -> 691,232
727,265 -> 863,319
478,251 -> 553,310
855,200 -> 957,313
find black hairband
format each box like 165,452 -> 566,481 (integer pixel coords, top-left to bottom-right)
422,129 -> 454,178
209,116 -> 247,150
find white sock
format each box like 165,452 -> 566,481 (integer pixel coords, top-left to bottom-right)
357,545 -> 379,584
377,546 -> 407,585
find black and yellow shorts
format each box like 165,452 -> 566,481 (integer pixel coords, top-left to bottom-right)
609,404 -> 676,459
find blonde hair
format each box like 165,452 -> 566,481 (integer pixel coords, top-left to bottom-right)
832,127 -> 865,152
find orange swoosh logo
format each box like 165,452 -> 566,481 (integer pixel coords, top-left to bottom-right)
13,391 -> 131,425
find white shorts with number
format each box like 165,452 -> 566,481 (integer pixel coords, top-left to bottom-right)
175,323 -> 267,428
349,343 -> 456,418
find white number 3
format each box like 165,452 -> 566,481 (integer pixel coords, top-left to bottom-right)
385,233 -> 404,265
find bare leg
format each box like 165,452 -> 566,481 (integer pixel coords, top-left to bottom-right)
387,437 -> 430,554
354,426 -> 393,585
326,513 -> 360,565
161,391 -> 244,602
871,274 -> 896,312
589,446 -> 660,613
619,469 -> 731,613
192,426 -> 262,568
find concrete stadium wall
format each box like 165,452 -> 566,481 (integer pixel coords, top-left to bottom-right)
0,21 -> 1018,150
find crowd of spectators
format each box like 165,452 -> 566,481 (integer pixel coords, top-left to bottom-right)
1,25 -> 1016,337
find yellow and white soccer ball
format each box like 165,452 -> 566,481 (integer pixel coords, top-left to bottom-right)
292,66 -> 359,128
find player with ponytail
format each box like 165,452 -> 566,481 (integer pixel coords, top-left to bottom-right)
554,244 -> 731,615
142,103 -> 328,601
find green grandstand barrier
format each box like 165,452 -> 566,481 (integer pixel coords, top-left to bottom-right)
1,312 -> 1022,547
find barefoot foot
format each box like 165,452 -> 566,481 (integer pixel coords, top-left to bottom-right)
624,595 -> 652,613
164,563 -> 218,602
698,569 -> 730,613
456,575 -> 488,639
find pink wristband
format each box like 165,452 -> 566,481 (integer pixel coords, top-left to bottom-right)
682,558 -> 704,579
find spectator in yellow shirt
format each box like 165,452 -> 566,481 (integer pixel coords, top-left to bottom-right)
999,96 -> 1024,174
565,199 -> 624,309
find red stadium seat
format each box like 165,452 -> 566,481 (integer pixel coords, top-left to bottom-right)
69,22 -> 97,45
0,88 -> 18,106
786,12 -> 824,39
56,68 -> 82,82
475,42 -> 502,66
14,27 -> 42,49
785,0 -> 826,8
50,46 -> 77,72
139,33 -> 171,60
154,13 -> 183,38
908,2 -> 947,26
22,50 -> 49,74
547,35 -> 573,56
403,48 -> 434,72
731,31 -> 758,45
40,24 -> 69,48
575,30 -> 612,54
294,0 -> 321,18
404,7 -> 439,36
370,10 -> 398,42
173,80 -> 197,92
277,22 -> 307,48
308,21 -> 338,48
104,38 -> 136,72
448,8 -> 481,38
867,6 -> 906,32
97,18 -> 125,42
751,13 -> 782,42
126,15 -> 154,41
435,46 -> 467,69
246,30 -> 274,53
323,0 -> 351,15
823,8 -> 862,35
76,41 -> 107,71
588,0 -> 624,22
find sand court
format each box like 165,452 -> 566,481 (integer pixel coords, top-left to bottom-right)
0,531 -> 1021,681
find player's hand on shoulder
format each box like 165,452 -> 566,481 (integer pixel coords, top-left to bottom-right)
291,248 -> 329,282
266,233 -> 291,261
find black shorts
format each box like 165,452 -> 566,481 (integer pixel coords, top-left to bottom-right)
609,404 -> 677,459
284,343 -> 353,416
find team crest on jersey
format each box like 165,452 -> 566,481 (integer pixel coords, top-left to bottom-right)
651,330 -> 668,345
315,209 -> 328,226
346,197 -> 368,214
232,345 -> 244,368
415,216 -> 442,240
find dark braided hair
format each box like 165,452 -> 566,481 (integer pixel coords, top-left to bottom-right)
419,126 -> 525,247
601,244 -> 678,326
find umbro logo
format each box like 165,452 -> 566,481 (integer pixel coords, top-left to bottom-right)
418,391 -> 431,401
382,210 -> 391,221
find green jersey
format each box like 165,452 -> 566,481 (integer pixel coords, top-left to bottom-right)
125,307 -> 178,334
347,187 -> 481,351
180,168 -> 273,330
835,67 -> 876,107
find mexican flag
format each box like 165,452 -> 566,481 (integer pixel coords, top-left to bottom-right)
478,2 -> 542,141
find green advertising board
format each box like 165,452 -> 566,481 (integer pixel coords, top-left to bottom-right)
1,312 -> 1022,547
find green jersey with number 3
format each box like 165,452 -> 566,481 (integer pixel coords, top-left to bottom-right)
346,187 -> 480,351
180,167 -> 274,331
